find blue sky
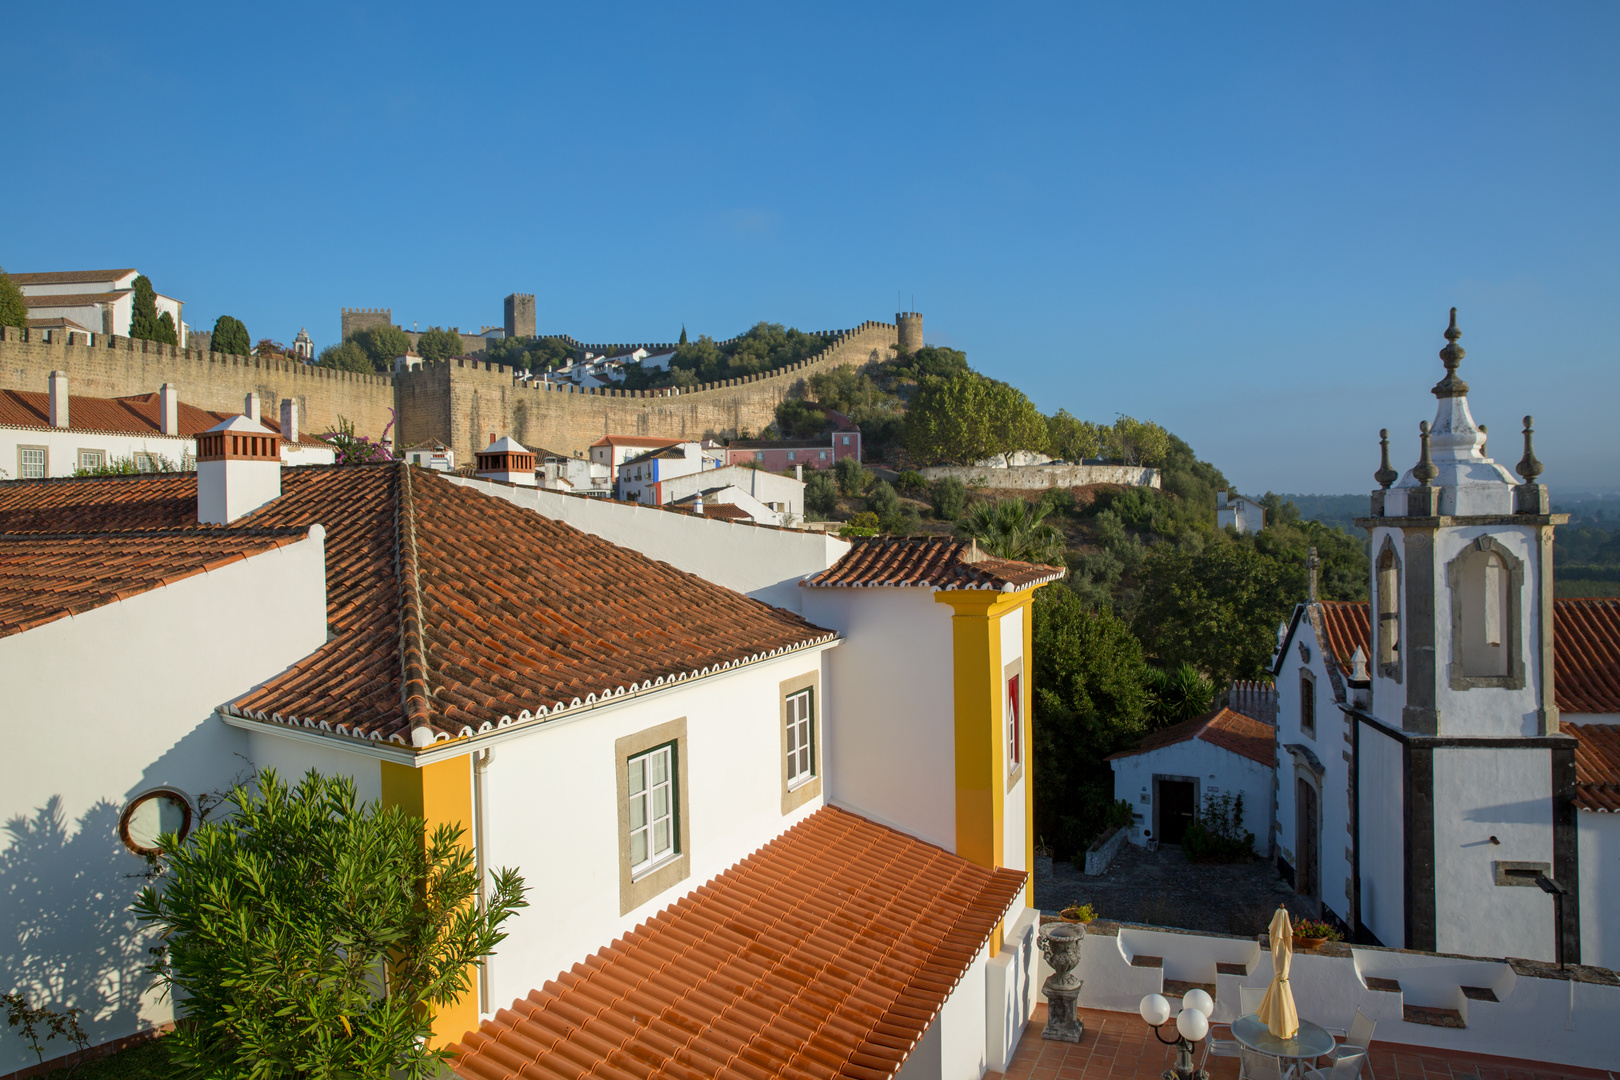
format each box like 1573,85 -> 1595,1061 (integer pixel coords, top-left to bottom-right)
4,2 -> 1616,495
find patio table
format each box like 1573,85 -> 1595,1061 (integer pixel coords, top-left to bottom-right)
1231,1013 -> 1337,1063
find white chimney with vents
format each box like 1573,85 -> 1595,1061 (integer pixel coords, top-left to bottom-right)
474,436 -> 537,486
280,398 -> 299,445
159,384 -> 180,436
48,370 -> 69,428
196,415 -> 283,525
244,392 -> 261,421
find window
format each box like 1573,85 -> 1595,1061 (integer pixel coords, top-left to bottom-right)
841,435 -> 851,446
18,447 -> 46,479
615,718 -> 690,914
1300,672 -> 1315,737
780,672 -> 822,813
1376,541 -> 1401,677
78,449 -> 105,471
787,451 -> 796,461
627,744 -> 677,876
119,788 -> 193,855
818,451 -> 828,461
1447,536 -> 1526,689
755,452 -> 764,462
1006,674 -> 1023,771
134,452 -> 156,472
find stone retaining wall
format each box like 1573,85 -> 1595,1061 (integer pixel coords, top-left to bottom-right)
918,464 -> 1160,490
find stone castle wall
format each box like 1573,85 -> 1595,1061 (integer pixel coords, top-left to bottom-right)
396,320 -> 899,460
0,328 -> 396,441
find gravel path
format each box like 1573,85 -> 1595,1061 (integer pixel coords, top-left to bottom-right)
1033,842 -> 1317,937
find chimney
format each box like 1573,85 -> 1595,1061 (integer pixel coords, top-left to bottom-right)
279,398 -> 299,445
48,370 -> 69,428
159,383 -> 180,436
196,415 -> 283,525
474,436 -> 536,487
244,392 -> 261,421
692,490 -> 704,516
1217,489 -> 1229,509
795,464 -> 803,482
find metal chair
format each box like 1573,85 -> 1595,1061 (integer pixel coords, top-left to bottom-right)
1206,986 -> 1271,1069
1322,1007 -> 1377,1080
1239,1047 -> 1295,1080
1239,986 -> 1268,1016
1301,1050 -> 1366,1080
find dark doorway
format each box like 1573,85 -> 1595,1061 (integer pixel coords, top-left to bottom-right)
1157,780 -> 1196,845
1297,778 -> 1320,899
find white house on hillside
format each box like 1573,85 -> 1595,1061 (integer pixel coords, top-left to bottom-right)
12,268 -> 188,345
1217,490 -> 1266,534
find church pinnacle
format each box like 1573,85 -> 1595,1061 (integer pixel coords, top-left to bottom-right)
1432,307 -> 1468,398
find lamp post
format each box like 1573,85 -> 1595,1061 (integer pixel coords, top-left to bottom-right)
1536,873 -> 1568,970
1139,991 -> 1213,1080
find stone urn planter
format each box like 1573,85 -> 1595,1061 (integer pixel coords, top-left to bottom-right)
1038,921 -> 1086,1043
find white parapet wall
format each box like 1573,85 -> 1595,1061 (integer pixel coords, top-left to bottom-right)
1031,920 -> 1619,1072
447,476 -> 849,614
917,464 -> 1159,491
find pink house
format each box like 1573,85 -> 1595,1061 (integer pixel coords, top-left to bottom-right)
724,412 -> 861,472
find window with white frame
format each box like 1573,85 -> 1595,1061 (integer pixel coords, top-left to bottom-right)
19,447 -> 46,479
786,688 -> 814,788
1006,673 -> 1023,771
627,743 -> 677,876
134,452 -> 156,472
78,449 -> 105,472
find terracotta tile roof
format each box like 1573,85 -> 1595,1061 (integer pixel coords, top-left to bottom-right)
620,445 -> 687,466
0,527 -> 309,637
802,537 -> 1064,593
1554,599 -> 1620,714
1107,707 -> 1276,768
591,434 -> 683,448
1303,600 -> 1620,715
449,805 -> 1027,1080
10,269 -> 136,285
19,291 -> 131,308
1566,724 -> 1620,812
0,389 -> 321,445
0,465 -> 836,745
27,317 -> 94,332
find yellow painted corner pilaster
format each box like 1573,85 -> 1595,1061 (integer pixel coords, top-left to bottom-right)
1023,595 -> 1036,909
380,754 -> 479,1049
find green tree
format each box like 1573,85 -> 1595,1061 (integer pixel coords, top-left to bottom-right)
348,324 -> 413,372
953,498 -> 1066,565
0,267 -> 28,331
929,476 -> 967,521
1104,415 -> 1172,467
804,470 -> 839,520
904,374 -> 1046,466
416,326 -> 464,363
833,456 -> 871,497
679,325 -> 688,345
317,341 -> 374,374
128,275 -> 164,341
864,480 -> 918,534
210,315 -> 251,356
1145,663 -> 1217,725
1132,540 -> 1302,683
775,399 -> 829,439
154,311 -> 179,345
1032,585 -> 1155,857
135,769 -> 527,1080
896,345 -> 971,382
1047,409 -> 1105,462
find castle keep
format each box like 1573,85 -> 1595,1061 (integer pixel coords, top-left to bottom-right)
0,315 -> 911,465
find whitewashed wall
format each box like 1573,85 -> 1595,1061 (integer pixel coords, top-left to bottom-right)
801,588 -> 957,850
0,532 -> 329,1073
1274,630 -> 1351,919
1358,726 -> 1405,948
1000,605 -> 1027,925
450,476 -> 848,614
1109,739 -> 1274,857
479,647 -> 833,1014
1,427 -> 195,477
897,943 -> 990,1080
1579,811 -> 1620,968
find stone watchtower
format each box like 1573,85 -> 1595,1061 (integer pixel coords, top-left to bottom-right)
341,307 -> 392,341
897,311 -> 924,356
505,293 -> 536,339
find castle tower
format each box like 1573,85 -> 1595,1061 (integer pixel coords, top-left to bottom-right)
1354,309 -> 1573,962
896,311 -> 923,356
341,307 -> 392,341
505,294 -> 536,340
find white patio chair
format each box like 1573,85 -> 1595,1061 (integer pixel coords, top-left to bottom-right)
1322,1007 -> 1377,1080
1239,1046 -> 1295,1080
1205,985 -> 1270,1068
1239,985 -> 1268,1016
1301,1050 -> 1366,1080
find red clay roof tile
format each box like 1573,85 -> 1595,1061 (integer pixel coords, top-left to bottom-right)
1566,724 -> 1620,812
1106,707 -> 1276,768
802,537 -> 1063,593
451,807 -> 1025,1080
0,464 -> 836,744
0,388 -> 322,445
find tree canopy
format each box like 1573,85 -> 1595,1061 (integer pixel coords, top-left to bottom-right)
903,373 -> 1047,466
348,324 -> 413,372
210,315 -> 251,356
316,341 -> 374,374
415,326 -> 464,363
485,334 -> 575,372
0,267 -> 29,331
135,769 -> 527,1080
953,498 -> 1066,565
129,275 -> 177,344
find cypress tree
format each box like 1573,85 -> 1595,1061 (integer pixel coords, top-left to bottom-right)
0,267 -> 26,331
210,315 -> 251,356
129,275 -> 161,340
679,325 -> 688,345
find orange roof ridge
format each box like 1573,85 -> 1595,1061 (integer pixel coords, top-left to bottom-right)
1567,723 -> 1620,812
394,463 -> 435,746
1107,706 -> 1275,768
802,536 -> 1064,593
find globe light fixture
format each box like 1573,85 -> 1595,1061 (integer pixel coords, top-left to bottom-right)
1138,994 -> 1209,1080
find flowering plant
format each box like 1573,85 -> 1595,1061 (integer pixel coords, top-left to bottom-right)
1292,919 -> 1339,941
1059,904 -> 1098,923
322,415 -> 396,465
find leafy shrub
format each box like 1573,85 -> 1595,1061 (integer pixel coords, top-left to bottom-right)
894,469 -> 928,496
804,471 -> 839,520
839,511 -> 881,538
1293,919 -> 1341,941
1039,486 -> 1076,516
1181,792 -> 1255,863
834,456 -> 872,497
929,476 -> 967,521
1104,799 -> 1136,830
1058,903 -> 1099,922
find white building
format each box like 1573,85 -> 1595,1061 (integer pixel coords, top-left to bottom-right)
0,373 -> 332,478
646,462 -> 805,523
1107,707 -> 1276,857
669,484 -> 782,525
12,268 -> 187,345
614,440 -> 711,503
1217,490 -> 1266,534
401,440 -> 456,471
1269,309 -> 1620,970
292,327 -> 314,360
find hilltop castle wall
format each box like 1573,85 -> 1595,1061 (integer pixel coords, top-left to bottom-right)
0,328 -> 396,441
396,320 -> 899,460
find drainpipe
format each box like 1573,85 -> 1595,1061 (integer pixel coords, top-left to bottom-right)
473,747 -> 495,1014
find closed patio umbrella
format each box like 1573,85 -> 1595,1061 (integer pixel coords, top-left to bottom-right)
1257,906 -> 1299,1039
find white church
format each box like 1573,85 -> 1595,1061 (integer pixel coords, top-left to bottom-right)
1270,310 -> 1619,969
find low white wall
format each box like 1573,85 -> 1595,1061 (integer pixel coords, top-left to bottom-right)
1,426 -> 195,477
917,464 -> 1159,491
899,942 -> 991,1080
1042,923 -> 1619,1072
1084,827 -> 1128,875
1358,726 -> 1405,948
1579,810 -> 1620,969
984,908 -> 1039,1073
0,531 -> 329,1073
449,476 -> 848,614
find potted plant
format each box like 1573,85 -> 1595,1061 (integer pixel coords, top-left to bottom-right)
1292,919 -> 1340,950
1059,904 -> 1098,925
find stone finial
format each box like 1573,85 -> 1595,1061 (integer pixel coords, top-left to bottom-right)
1413,420 -> 1439,487
1516,415 -> 1543,484
1374,428 -> 1398,489
1432,307 -> 1469,399
1307,546 -> 1321,604
1349,646 -> 1370,682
